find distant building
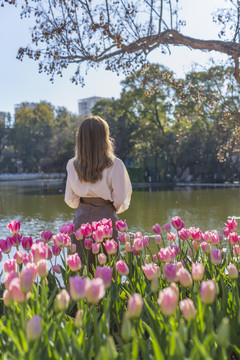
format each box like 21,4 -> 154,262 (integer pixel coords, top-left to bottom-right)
78,96 -> 107,118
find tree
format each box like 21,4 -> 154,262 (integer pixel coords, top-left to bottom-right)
3,0 -> 240,84
14,102 -> 54,172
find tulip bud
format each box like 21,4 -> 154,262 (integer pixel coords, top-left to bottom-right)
26,315 -> 42,341
106,336 -> 118,359
126,293 -> 143,318
55,289 -> 70,312
75,309 -> 84,328
3,289 -> 12,307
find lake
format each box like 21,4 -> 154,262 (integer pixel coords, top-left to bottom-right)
1,180 -> 239,240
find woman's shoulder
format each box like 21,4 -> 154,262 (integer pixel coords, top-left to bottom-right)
66,157 -> 76,170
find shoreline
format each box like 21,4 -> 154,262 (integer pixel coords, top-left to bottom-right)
1,173 -> 240,188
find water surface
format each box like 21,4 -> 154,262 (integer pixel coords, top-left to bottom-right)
1,181 -> 239,239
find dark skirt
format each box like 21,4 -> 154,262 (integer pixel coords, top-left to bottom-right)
72,197 -> 118,269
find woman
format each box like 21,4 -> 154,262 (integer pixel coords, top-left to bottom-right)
64,116 -> 132,269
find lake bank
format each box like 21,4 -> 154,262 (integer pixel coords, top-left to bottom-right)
1,173 -> 240,189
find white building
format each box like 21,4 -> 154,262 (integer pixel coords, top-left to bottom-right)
78,96 -> 106,118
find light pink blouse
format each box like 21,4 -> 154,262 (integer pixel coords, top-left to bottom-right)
64,157 -> 132,214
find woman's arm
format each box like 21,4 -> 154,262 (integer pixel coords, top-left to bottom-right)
110,159 -> 132,214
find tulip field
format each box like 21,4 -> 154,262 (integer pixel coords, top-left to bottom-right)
0,217 -> 240,360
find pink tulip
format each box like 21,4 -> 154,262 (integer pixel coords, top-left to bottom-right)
95,266 -> 113,288
5,271 -> 18,290
163,263 -> 177,282
163,223 -> 171,232
171,245 -> 179,256
75,309 -> 83,327
74,228 -> 84,241
92,242 -> 100,254
26,315 -> 42,341
69,243 -> 76,254
10,234 -> 22,247
189,227 -> 202,242
226,218 -> 237,232
203,231 -> 212,243
192,263 -> 204,281
126,293 -> 143,318
218,234 -> 223,243
3,289 -> 12,307
192,240 -> 199,250
83,237 -> 92,250
69,276 -> 87,300
170,282 -> 179,298
25,263 -> 38,280
171,216 -> 184,230
115,219 -> 128,232
168,232 -> 177,243
23,252 -> 33,265
0,249 -> 2,262
178,228 -> 190,241
158,247 -> 175,263
85,278 -> 105,303
131,244 -> 140,255
228,232 -> 239,245
52,244 -> 62,256
101,218 -> 112,229
142,262 -> 159,280
103,239 -> 118,255
4,259 -> 17,273
200,280 -> 216,304
210,231 -> 219,246
81,223 -> 92,237
52,264 -> 61,274
47,248 -> 53,260
93,228 -> 104,243
233,245 -> 240,257
124,242 -> 131,252
152,253 -> 158,262
222,227 -> 230,238
0,238 -> 12,254
9,277 -> 25,303
154,235 -> 162,244
157,287 -> 178,316
20,268 -> 35,293
227,263 -> 238,279
6,220 -> 20,235
118,233 -> 127,244
179,299 -> 196,321
21,236 -> 33,251
53,233 -> 71,248
210,249 -> 222,265
133,237 -> 144,252
177,268 -> 192,288
56,289 -> 70,311
116,260 -> 129,276
37,259 -> 48,278
41,231 -> 53,243
201,241 -> 211,254
152,223 -> 162,234
60,222 -> 75,236
13,250 -> 25,265
98,253 -> 107,265
102,224 -> 113,239
31,242 -> 48,263
143,236 -> 149,248
67,253 -> 81,272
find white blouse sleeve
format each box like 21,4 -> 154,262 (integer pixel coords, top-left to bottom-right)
64,161 -> 80,209
110,159 -> 132,214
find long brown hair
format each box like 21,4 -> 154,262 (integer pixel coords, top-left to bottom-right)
74,116 -> 115,183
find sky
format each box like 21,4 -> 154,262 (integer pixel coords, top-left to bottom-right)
0,0 -> 229,117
